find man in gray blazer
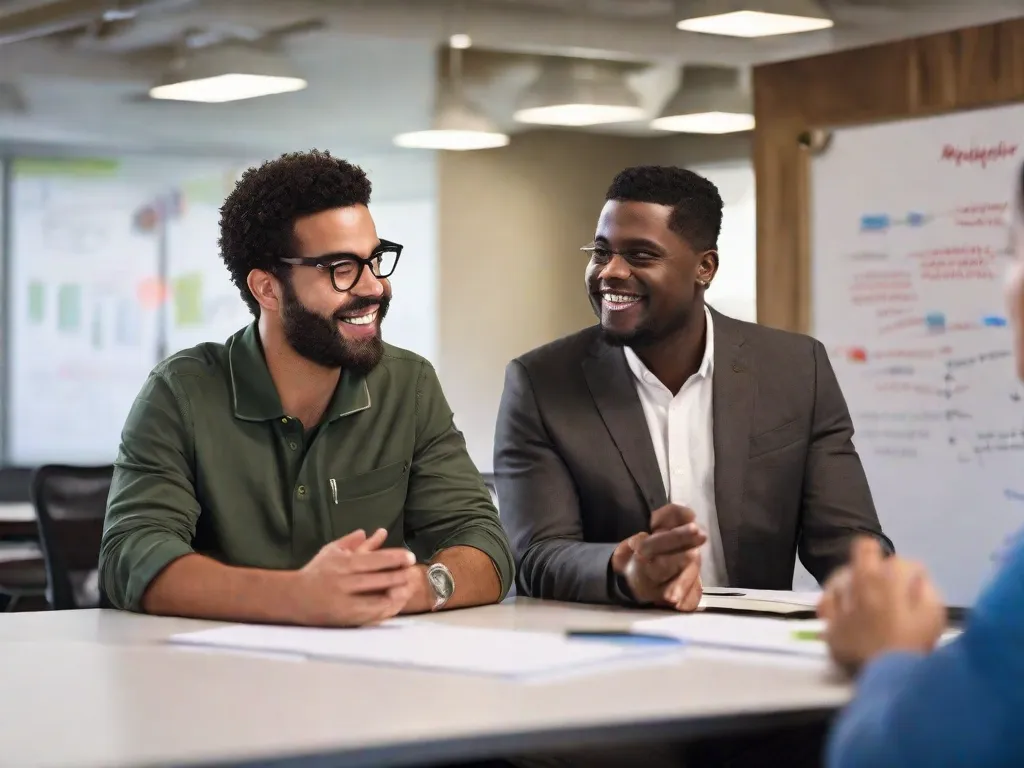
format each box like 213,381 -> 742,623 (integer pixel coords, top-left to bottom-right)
494,165 -> 891,612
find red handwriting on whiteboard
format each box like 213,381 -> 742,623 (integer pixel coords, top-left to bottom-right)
940,142 -> 1018,168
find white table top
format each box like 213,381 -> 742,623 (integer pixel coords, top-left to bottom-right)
0,503 -> 35,523
0,599 -> 852,768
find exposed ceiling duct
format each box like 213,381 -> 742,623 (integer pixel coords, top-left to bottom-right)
0,0 -> 196,46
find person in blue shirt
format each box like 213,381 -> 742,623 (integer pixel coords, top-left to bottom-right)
819,160 -> 1024,767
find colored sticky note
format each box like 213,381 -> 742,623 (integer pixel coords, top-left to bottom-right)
847,347 -> 868,363
791,629 -> 823,642
860,214 -> 889,231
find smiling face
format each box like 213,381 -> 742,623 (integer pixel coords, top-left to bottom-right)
279,204 -> 390,373
585,200 -> 718,348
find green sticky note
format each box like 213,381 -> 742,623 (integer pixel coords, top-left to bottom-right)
57,284 -> 81,332
792,629 -> 823,642
27,282 -> 45,324
173,272 -> 204,326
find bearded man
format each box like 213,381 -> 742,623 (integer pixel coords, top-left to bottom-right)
100,150 -> 512,626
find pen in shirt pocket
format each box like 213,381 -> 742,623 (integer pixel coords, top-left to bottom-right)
329,478 -> 338,504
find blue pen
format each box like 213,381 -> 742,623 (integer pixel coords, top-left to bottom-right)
566,630 -> 683,647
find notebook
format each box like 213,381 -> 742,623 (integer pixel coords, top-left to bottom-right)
698,589 -> 822,618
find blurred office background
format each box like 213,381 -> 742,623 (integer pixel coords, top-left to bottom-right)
0,0 -> 1021,609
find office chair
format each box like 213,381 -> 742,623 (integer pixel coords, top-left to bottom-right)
31,465 -> 113,610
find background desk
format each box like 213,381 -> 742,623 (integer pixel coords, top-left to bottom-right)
0,599 -> 851,768
0,502 -> 36,537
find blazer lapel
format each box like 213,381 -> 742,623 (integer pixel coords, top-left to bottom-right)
582,340 -> 667,515
711,310 -> 754,584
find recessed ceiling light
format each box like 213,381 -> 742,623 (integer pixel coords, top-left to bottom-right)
676,0 -> 833,38
149,44 -> 307,103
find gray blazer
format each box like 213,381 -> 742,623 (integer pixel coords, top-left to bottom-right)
493,308 -> 892,604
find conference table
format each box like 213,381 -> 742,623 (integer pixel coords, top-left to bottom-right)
0,598 -> 851,768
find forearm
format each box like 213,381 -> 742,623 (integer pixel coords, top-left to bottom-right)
519,539 -> 620,604
141,553 -> 304,624
403,545 -> 501,614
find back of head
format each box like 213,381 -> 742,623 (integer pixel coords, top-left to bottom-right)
605,165 -> 723,252
219,149 -> 372,316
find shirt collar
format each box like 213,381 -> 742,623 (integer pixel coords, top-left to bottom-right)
228,322 -> 372,423
624,306 -> 715,388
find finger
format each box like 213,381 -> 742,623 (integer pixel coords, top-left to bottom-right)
626,532 -> 650,553
343,569 -> 418,594
849,552 -> 890,612
332,529 -> 368,552
675,574 -> 703,612
638,524 -> 707,557
817,590 -> 833,620
638,551 -> 689,585
664,556 -> 701,609
650,504 -> 696,532
851,536 -> 884,568
611,539 -> 634,574
355,528 -> 389,553
338,548 -> 417,574
347,594 -> 407,626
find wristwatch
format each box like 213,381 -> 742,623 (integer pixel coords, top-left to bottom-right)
426,562 -> 455,611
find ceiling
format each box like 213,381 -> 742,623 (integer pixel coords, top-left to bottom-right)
0,0 -> 1020,157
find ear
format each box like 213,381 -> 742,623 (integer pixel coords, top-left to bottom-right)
246,269 -> 283,313
696,250 -> 719,287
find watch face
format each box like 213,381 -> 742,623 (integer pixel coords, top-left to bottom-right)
428,565 -> 454,599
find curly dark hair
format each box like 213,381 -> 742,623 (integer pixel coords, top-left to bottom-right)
218,149 -> 372,316
605,165 -> 723,252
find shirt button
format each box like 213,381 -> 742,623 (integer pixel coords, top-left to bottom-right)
288,441 -> 298,450
281,417 -> 289,424
296,485 -> 307,498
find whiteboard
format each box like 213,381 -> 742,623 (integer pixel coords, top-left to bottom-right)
810,102 -> 1024,606
6,159 -> 162,465
163,165 -> 253,352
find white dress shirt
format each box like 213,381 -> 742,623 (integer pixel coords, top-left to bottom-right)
623,307 -> 728,587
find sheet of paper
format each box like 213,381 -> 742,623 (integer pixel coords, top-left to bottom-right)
634,614 -> 832,657
168,621 -> 677,680
634,614 -> 964,659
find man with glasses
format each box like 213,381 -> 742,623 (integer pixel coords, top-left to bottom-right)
100,150 -> 513,627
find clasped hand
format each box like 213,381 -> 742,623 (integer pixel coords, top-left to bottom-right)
818,537 -> 947,675
292,528 -> 419,627
611,504 -> 707,611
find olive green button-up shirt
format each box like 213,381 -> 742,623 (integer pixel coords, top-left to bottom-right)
100,323 -> 513,611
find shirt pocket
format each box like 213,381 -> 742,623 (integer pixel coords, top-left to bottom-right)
327,460 -> 410,544
748,418 -> 805,459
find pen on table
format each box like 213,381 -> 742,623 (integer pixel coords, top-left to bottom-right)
565,630 -> 684,646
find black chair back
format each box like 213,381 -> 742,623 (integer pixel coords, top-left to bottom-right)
30,465 -> 113,610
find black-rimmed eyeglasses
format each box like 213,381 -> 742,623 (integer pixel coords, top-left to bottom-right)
280,239 -> 403,293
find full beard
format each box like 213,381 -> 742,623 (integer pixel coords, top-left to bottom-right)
280,284 -> 390,375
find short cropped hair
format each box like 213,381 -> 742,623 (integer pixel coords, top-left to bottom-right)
606,165 -> 723,252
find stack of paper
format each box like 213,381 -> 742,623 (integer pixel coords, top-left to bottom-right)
698,589 -> 822,618
168,620 -> 680,681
